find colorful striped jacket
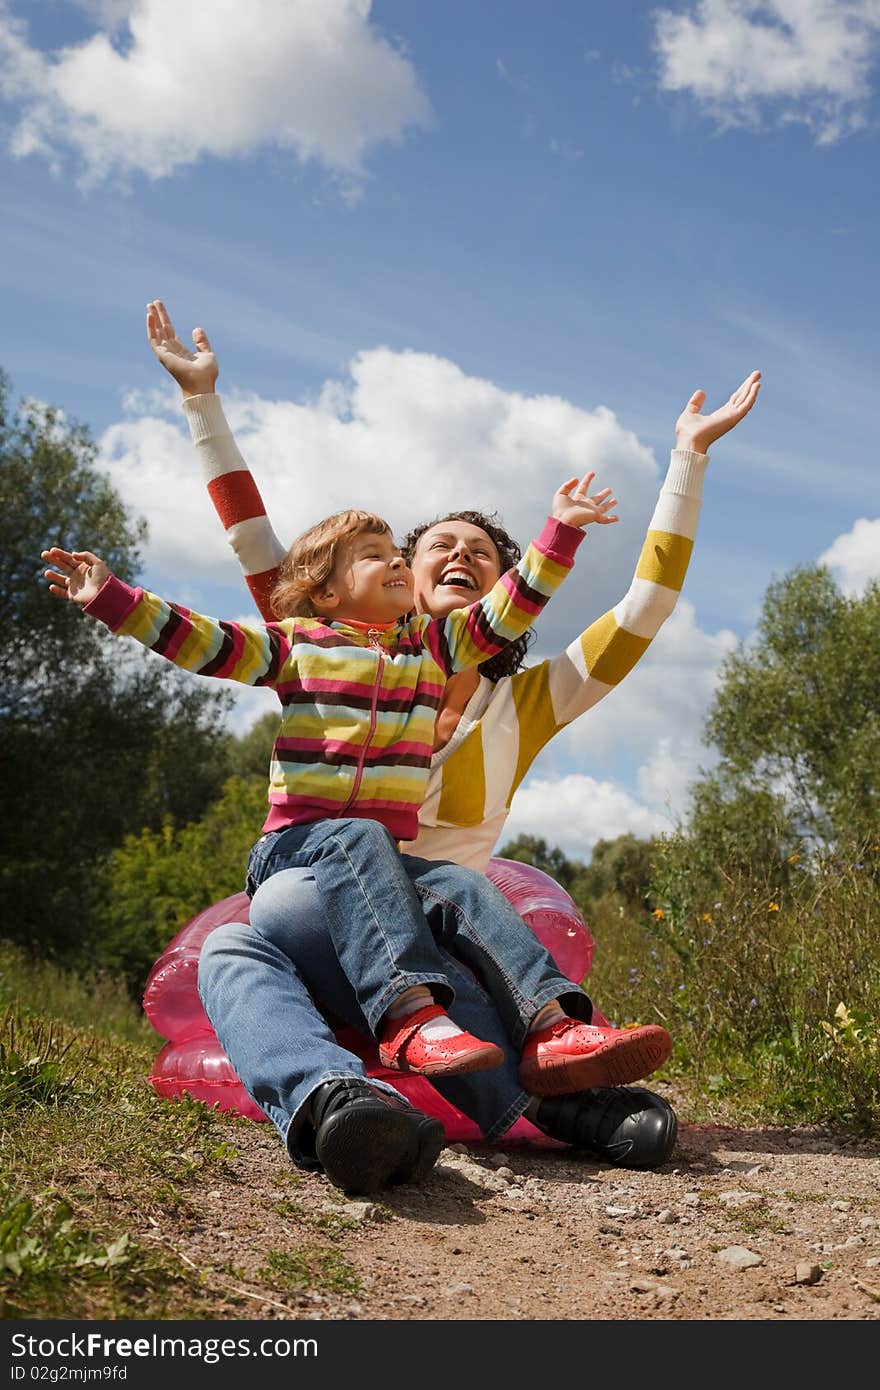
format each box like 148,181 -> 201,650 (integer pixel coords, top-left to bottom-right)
183,394 -> 710,868
84,517 -> 583,839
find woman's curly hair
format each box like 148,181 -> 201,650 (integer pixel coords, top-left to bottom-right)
400,509 -> 535,682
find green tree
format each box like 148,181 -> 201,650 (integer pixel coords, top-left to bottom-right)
227,710 -> 281,780
0,372 -> 234,956
703,566 -> 880,849
578,834 -> 655,908
97,775 -> 267,990
497,834 -> 587,894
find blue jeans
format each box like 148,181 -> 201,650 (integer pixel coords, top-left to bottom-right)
244,817 -> 589,1039
198,838 -> 592,1164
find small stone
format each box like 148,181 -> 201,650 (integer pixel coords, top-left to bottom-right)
865,1258 -> 880,1268
682,1192 -> 701,1207
449,1281 -> 475,1297
717,1246 -> 764,1270
606,1205 -> 636,1217
718,1190 -> 765,1209
630,1276 -> 679,1300
657,1209 -> 676,1225
599,1223 -> 623,1237
830,1200 -> 851,1211
838,1235 -> 865,1249
859,1217 -> 879,1229
663,1248 -> 690,1262
795,1262 -> 822,1286
340,1201 -> 384,1222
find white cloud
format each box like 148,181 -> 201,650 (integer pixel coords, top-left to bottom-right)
97,345 -> 659,656
0,0 -> 430,182
654,0 -> 880,144
502,774 -> 671,861
551,599 -> 736,774
502,600 -> 736,857
819,516 -> 880,594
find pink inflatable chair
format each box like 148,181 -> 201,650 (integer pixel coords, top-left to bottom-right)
143,857 -> 604,1144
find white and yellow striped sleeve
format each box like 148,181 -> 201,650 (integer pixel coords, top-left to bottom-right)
542,448 -> 709,729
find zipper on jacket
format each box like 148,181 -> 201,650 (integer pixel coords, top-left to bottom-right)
338,632 -> 384,814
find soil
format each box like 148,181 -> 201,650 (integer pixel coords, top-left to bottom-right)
144,1083 -> 880,1323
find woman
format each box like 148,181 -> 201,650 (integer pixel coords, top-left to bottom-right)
146,301 -> 760,1194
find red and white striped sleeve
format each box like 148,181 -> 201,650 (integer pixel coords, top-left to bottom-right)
182,394 -> 288,621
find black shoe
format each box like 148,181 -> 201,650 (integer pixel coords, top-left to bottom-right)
534,1086 -> 677,1169
310,1078 -> 445,1195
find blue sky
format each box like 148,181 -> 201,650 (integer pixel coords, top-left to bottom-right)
3,0 -> 878,858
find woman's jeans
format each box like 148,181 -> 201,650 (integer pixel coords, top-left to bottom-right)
244,817 -> 589,1038
198,820 -> 592,1163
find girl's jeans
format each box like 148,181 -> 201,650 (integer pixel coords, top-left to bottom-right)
198,818 -> 591,1163
244,817 -> 589,1039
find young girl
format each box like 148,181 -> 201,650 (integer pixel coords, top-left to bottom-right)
42,479 -> 671,1104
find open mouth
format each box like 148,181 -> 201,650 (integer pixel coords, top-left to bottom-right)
439,569 -> 477,591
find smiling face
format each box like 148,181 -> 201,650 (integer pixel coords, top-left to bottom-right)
409,518 -> 503,618
314,528 -> 415,625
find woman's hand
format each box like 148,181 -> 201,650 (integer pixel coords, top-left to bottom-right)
146,299 -> 219,399
41,548 -> 110,606
675,369 -> 762,455
552,471 -> 619,529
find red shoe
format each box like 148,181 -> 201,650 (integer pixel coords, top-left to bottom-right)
378,1003 -> 504,1077
519,1018 -> 672,1096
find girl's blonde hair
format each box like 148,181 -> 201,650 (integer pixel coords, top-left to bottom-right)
270,509 -> 392,618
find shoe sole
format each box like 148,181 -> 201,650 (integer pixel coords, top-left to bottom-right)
315,1104 -> 445,1195
520,1030 -> 671,1097
378,1042 -> 505,1077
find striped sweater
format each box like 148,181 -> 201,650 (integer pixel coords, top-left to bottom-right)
184,394 -> 709,869
84,517 -> 582,839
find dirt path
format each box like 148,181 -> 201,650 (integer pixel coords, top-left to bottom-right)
148,1108 -> 880,1322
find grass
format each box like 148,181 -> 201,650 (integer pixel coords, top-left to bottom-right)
0,940 -> 271,1318
585,846 -> 880,1132
2,839 -> 879,1317
260,1247 -> 361,1298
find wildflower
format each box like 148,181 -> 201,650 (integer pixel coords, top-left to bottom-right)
652,908 -> 665,919
749,997 -> 758,1008
787,854 -> 800,865
768,901 -> 780,912
701,912 -> 713,923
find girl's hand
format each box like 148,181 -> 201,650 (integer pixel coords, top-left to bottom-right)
41,549 -> 110,606
146,299 -> 219,399
675,369 -> 762,455
552,471 -> 619,529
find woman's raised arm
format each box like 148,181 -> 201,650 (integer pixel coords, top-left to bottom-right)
146,299 -> 287,621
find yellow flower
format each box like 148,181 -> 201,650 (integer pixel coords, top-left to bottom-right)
787,854 -> 801,865
768,901 -> 780,912
701,912 -> 713,923
652,908 -> 665,919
